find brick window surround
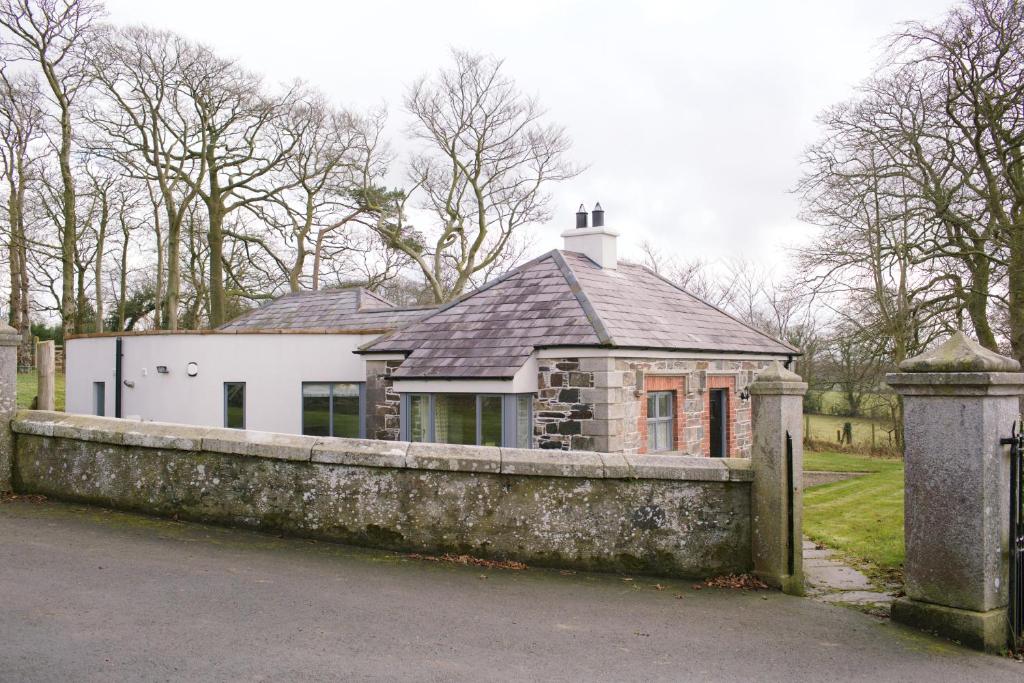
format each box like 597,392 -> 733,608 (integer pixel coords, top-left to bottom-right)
638,375 -> 687,454
703,375 -> 737,457
638,374 -> 738,456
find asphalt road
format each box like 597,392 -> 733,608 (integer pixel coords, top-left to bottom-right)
0,498 -> 1020,682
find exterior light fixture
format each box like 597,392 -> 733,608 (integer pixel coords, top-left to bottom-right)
156,365 -> 169,374
186,362 -> 199,377
123,379 -> 135,388
739,387 -> 751,401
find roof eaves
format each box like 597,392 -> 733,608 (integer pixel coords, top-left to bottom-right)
390,373 -> 517,381
534,342 -> 800,357
552,250 -> 616,346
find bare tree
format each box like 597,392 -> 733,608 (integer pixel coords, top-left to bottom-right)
178,60 -> 301,326
394,50 -> 580,303
0,0 -> 102,335
892,0 -> 1024,363
88,25 -> 207,330
244,93 -> 390,293
0,66 -> 44,361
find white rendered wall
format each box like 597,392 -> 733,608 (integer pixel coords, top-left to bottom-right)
66,333 -> 379,434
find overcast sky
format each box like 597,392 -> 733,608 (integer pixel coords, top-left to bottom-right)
106,0 -> 953,273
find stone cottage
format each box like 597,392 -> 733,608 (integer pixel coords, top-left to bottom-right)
358,206 -> 797,456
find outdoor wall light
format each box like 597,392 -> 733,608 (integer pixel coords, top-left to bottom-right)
186,362 -> 199,377
156,365 -> 169,374
739,387 -> 751,401
123,379 -> 135,388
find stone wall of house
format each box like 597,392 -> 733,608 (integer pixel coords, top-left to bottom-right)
9,410 -> 756,578
364,359 -> 403,441
618,358 -> 771,457
534,358 -> 597,450
535,356 -> 770,456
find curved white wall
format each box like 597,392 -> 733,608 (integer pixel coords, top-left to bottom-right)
66,333 -> 380,434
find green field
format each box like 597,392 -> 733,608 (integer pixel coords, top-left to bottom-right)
16,372 -> 65,411
804,414 -> 897,449
803,451 -> 905,571
809,389 -> 895,420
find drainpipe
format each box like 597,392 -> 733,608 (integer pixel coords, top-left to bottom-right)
114,337 -> 123,418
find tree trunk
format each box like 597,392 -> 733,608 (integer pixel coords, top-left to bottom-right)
75,241 -> 87,331
94,193 -> 108,333
964,252 -> 996,351
58,103 -> 76,337
1008,226 -> 1024,367
311,228 -> 327,292
118,223 -> 128,330
205,176 -> 226,327
7,177 -> 22,331
152,204 -> 162,329
164,210 -> 182,331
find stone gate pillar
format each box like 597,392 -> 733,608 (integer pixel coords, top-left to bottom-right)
887,332 -> 1024,652
750,361 -> 807,595
0,322 -> 19,492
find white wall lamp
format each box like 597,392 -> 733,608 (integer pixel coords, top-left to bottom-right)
186,362 -> 199,377
156,365 -> 169,374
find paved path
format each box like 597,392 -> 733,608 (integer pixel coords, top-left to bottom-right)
0,499 -> 1020,682
803,539 -> 895,611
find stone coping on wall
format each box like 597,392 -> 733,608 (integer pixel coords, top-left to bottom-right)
11,410 -> 754,483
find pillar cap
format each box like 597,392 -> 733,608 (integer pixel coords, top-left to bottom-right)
0,322 -> 19,347
749,361 -> 807,395
899,331 -> 1019,373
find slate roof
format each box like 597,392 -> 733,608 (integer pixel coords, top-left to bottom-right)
219,287 -> 431,333
360,250 -> 798,379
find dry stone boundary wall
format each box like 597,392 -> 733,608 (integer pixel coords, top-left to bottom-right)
10,410 -> 755,578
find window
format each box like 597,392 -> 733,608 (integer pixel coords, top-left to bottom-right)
647,390 -> 674,452
302,382 -> 363,438
224,382 -> 245,429
435,394 -> 476,445
514,394 -> 532,449
93,382 -> 105,417
408,393 -> 430,442
403,393 -> 533,448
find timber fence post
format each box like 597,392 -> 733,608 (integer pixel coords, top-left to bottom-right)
886,331 -> 1024,652
749,361 -> 807,595
0,322 -> 19,492
36,340 -> 55,412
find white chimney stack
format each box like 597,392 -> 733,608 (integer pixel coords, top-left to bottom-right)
561,202 -> 618,269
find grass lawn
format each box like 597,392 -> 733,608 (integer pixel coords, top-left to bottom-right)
803,451 -> 905,574
16,372 -> 65,411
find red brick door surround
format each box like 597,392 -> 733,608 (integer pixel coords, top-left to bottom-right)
704,375 -> 737,457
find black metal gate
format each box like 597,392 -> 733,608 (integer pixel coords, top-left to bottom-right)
1003,423 -> 1024,650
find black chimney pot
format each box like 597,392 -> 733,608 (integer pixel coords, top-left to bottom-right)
575,203 -> 588,229
592,202 -> 604,227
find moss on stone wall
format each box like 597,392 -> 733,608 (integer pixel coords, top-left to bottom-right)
12,425 -> 752,578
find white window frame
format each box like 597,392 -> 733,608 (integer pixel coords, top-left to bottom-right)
647,390 -> 674,452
